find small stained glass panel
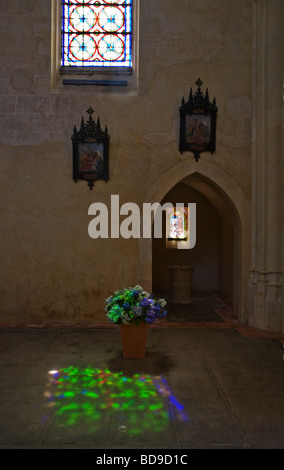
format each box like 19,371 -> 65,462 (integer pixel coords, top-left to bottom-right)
62,0 -> 132,67
167,207 -> 188,241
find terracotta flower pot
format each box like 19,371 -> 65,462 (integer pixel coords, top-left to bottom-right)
120,322 -> 148,358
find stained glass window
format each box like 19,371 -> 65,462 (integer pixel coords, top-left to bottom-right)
167,207 -> 188,241
61,0 -> 133,68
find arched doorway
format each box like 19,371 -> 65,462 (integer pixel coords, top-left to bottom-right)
152,174 -> 236,316
139,165 -> 250,322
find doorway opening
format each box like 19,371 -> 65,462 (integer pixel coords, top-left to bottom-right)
152,173 -> 239,321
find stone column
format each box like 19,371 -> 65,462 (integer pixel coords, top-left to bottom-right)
248,0 -> 284,332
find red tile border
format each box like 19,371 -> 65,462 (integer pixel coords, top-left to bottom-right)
0,292 -> 283,342
0,317 -> 283,342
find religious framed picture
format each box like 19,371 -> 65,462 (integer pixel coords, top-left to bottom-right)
72,107 -> 110,190
179,79 -> 218,161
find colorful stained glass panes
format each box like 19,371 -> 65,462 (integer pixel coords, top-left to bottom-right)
167,207 -> 188,240
62,0 -> 132,67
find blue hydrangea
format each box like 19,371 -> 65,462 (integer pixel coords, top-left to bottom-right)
105,286 -> 167,325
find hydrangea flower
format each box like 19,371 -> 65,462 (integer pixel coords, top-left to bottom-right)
105,285 -> 167,325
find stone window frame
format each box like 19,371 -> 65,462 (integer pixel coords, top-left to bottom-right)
51,0 -> 139,92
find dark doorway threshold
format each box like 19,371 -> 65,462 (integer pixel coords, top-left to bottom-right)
165,291 -> 230,323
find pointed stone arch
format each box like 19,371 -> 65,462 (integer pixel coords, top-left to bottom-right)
139,162 -> 250,321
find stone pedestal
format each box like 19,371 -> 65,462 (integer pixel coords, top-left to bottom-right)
248,270 -> 283,332
169,265 -> 194,304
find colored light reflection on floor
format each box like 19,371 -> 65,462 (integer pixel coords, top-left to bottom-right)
44,367 -> 188,435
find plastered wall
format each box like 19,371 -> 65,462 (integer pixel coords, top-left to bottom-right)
0,0 -> 255,323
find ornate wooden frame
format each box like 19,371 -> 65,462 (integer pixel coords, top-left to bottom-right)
72,107 -> 110,190
179,79 -> 218,162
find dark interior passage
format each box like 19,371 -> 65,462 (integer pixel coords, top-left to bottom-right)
152,174 -> 236,317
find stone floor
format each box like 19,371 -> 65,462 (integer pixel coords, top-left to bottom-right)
0,295 -> 284,450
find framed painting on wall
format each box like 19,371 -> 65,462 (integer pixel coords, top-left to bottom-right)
72,107 -> 110,190
179,79 -> 218,161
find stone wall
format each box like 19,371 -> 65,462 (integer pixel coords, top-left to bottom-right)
0,0 -> 257,324
248,0 -> 284,333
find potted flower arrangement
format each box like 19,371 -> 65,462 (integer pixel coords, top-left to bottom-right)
105,285 -> 167,358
